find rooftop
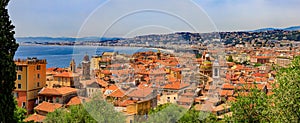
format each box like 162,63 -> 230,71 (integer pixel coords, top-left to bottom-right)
34,101 -> 62,113
24,113 -> 46,122
39,87 -> 78,96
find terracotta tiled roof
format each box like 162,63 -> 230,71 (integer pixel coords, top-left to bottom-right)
221,83 -> 235,90
46,71 -> 57,75
105,84 -> 118,91
162,82 -> 189,90
54,72 -> 79,78
119,100 -> 137,107
103,84 -> 118,95
219,90 -> 234,97
109,89 -> 125,98
24,113 -> 46,122
252,73 -> 268,77
39,87 -> 77,95
256,56 -> 270,59
127,88 -> 154,98
177,97 -> 194,103
101,70 -> 112,75
213,104 -> 231,112
181,92 -> 195,97
66,96 -> 82,106
34,102 -> 62,113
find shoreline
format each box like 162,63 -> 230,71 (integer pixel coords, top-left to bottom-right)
18,44 -> 175,53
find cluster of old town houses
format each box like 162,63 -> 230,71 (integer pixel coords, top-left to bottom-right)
13,44 -> 300,122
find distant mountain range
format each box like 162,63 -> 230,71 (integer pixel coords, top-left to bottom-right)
16,37 -> 123,43
16,26 -> 300,43
252,26 -> 300,32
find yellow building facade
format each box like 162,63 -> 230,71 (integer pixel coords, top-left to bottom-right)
46,72 -> 80,88
14,58 -> 47,114
91,55 -> 102,70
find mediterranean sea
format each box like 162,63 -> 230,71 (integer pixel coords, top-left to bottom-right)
15,45 -> 156,68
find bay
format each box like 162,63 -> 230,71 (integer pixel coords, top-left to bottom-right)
15,45 -> 156,68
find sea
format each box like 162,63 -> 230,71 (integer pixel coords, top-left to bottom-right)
15,45 -> 156,68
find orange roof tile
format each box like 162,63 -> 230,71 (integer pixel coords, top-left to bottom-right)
39,87 -> 77,96
222,83 -> 235,90
162,82 -> 189,90
106,84 -> 118,91
219,90 -> 234,97
34,102 -> 62,113
66,96 -> 82,106
54,72 -> 79,78
119,100 -> 137,107
101,70 -> 112,75
109,89 -> 125,98
177,97 -> 194,103
24,113 -> 46,122
127,88 -> 154,98
252,73 -> 268,77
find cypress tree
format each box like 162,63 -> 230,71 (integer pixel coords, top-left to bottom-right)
0,0 -> 19,122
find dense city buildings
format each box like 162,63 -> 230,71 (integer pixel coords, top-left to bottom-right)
15,29 -> 300,122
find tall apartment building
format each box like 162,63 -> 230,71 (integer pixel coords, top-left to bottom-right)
91,55 -> 102,70
14,57 -> 47,114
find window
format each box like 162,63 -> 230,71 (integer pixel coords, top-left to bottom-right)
56,97 -> 59,103
22,102 -> 26,108
16,66 -> 23,71
37,82 -> 40,87
18,84 -> 22,89
58,78 -> 61,82
36,65 -> 41,70
174,97 -> 176,100
14,92 -> 18,98
37,74 -> 40,78
18,75 -> 21,80
214,68 -> 218,77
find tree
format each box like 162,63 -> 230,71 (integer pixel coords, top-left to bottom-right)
0,0 -> 19,122
83,96 -> 126,123
225,56 -> 300,122
271,56 -> 300,122
14,99 -> 27,123
147,104 -> 218,123
254,63 -> 262,67
227,55 -> 234,62
178,109 -> 217,123
44,105 -> 96,123
44,92 -> 125,123
229,88 -> 271,122
146,103 -> 186,123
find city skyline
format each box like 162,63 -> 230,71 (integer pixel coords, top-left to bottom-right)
9,0 -> 300,37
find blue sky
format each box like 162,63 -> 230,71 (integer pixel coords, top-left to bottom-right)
8,0 -> 300,37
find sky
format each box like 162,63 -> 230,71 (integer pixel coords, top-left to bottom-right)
8,0 -> 300,38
